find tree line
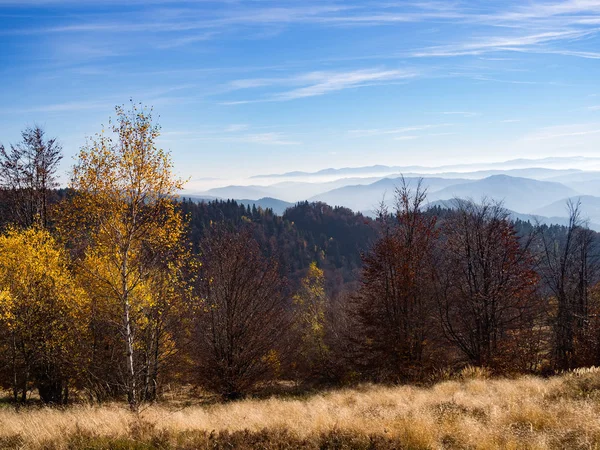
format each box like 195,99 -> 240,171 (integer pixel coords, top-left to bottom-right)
0,103 -> 598,410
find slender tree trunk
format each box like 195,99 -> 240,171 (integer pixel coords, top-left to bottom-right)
20,370 -> 27,403
41,185 -> 47,228
119,236 -> 138,412
142,352 -> 150,402
11,334 -> 18,403
20,340 -> 29,403
124,299 -> 137,411
150,323 -> 161,401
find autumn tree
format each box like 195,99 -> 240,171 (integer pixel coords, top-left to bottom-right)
438,200 -> 541,370
352,179 -> 439,380
193,225 -> 290,399
0,227 -> 88,404
536,200 -> 599,369
0,126 -> 62,228
293,261 -> 331,379
61,102 -> 186,410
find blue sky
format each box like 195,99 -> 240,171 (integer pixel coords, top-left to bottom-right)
1,0 -> 600,187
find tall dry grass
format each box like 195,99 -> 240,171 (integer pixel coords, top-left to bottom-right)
2,369 -> 600,449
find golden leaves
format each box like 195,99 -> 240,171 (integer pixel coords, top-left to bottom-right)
0,226 -> 88,348
60,103 -> 193,397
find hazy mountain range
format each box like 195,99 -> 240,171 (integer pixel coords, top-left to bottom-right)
250,157 -> 600,179
186,157 -> 600,230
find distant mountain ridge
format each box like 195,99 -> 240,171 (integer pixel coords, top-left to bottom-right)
309,176 -> 469,212
196,169 -> 584,204
427,175 -> 578,214
192,175 -> 580,217
251,156 -> 599,179
532,195 -> 600,227
308,175 -> 579,215
186,160 -> 600,231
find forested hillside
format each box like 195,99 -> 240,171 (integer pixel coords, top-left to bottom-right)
179,198 -> 376,289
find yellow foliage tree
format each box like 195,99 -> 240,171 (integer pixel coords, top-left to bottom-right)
0,227 -> 88,404
61,102 -> 187,410
293,262 -> 330,377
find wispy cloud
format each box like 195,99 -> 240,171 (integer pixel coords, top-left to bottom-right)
0,99 -> 112,114
470,75 -> 540,85
219,100 -> 260,106
490,0 -> 600,23
221,68 -> 417,103
0,82 -> 196,115
10,0 -> 594,35
536,49 -> 600,59
5,0 -> 600,76
3,4 -> 358,35
157,32 -> 217,49
224,124 -> 250,132
435,111 -> 480,117
348,123 -> 451,137
412,30 -> 595,57
159,125 -> 300,146
394,135 -> 419,140
398,0 -> 600,60
275,69 -> 415,101
523,123 -> 600,141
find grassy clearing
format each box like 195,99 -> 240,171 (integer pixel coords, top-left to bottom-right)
2,369 -> 600,449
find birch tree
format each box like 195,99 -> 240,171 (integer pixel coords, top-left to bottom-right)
63,102 -> 185,411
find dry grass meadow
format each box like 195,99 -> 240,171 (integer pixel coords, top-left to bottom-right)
2,368 -> 600,449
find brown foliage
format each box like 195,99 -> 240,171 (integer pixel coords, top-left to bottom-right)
438,199 -> 542,370
192,225 -> 291,399
352,179 -> 441,380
